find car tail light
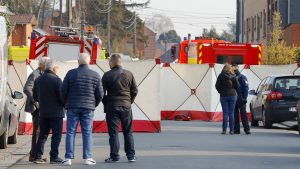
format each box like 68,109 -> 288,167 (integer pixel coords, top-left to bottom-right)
267,91 -> 283,100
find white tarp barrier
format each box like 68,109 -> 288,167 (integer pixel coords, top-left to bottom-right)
161,64 -> 210,120
9,58 -> 300,133
92,60 -> 161,132
14,59 -> 161,134
161,63 -> 300,122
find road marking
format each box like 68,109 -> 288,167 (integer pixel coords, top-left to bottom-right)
136,150 -> 300,158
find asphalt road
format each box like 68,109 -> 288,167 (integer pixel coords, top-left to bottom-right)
9,121 -> 300,169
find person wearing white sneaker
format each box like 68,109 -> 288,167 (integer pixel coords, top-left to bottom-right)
61,53 -> 104,167
61,159 -> 71,166
84,158 -> 96,165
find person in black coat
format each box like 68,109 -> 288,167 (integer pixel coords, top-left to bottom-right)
102,54 -> 138,163
215,64 -> 240,135
33,59 -> 64,164
232,65 -> 251,135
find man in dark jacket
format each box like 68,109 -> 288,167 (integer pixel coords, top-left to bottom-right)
232,64 -> 251,135
61,53 -> 104,166
33,59 -> 64,164
102,54 -> 138,163
23,57 -> 49,162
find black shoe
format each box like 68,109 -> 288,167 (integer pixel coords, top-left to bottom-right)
229,131 -> 234,135
104,157 -> 119,163
221,131 -> 226,135
50,157 -> 63,164
128,156 -> 137,163
34,158 -> 47,164
29,155 -> 34,162
245,131 -> 251,135
234,131 -> 241,134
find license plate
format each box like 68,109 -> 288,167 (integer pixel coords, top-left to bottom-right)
289,107 -> 297,112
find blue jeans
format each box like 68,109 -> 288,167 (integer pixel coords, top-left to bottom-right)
220,96 -> 237,132
65,109 -> 94,159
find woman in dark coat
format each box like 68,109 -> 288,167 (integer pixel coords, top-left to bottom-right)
215,64 -> 240,135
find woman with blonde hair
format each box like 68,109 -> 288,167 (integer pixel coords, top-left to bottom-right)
215,64 -> 240,135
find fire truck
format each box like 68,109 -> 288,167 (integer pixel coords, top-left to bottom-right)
28,26 -> 101,63
172,35 -> 263,65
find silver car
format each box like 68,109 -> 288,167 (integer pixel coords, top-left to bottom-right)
0,84 -> 23,149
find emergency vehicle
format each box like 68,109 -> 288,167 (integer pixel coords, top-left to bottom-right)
28,26 -> 101,63
173,35 -> 263,65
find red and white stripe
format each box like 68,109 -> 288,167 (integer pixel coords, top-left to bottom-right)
84,40 -> 93,55
35,37 -> 46,58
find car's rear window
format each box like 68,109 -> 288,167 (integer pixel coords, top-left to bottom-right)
274,77 -> 300,90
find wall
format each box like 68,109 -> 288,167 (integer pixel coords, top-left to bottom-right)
284,24 -> 300,47
143,27 -> 157,59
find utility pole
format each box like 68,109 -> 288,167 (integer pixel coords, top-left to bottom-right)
80,0 -> 85,39
133,12 -> 137,56
107,0 -> 112,54
67,0 -> 72,27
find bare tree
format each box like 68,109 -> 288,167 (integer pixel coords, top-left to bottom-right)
29,0 -> 33,14
145,13 -> 174,39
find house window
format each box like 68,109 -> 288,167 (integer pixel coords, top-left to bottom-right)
247,18 -> 250,42
260,12 -> 263,28
264,10 -> 267,37
252,17 -> 255,42
268,0 -> 271,23
257,15 -> 260,41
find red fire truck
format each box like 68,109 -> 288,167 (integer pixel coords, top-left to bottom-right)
29,26 -> 101,63
173,36 -> 263,65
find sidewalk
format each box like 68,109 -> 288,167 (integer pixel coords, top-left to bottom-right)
0,135 -> 31,169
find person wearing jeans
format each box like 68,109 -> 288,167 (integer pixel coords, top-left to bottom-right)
215,64 -> 239,135
61,53 -> 103,166
220,96 -> 237,134
102,54 -> 138,163
65,110 -> 94,160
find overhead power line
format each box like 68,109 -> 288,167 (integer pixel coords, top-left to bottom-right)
91,0 -> 112,13
137,7 -> 236,17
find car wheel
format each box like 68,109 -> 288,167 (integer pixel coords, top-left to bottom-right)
250,106 -> 259,127
8,125 -> 18,144
0,124 -> 9,149
262,108 -> 272,129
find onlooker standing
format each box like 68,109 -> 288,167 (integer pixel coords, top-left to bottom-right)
215,64 -> 239,135
232,65 -> 251,135
102,54 -> 138,163
23,57 -> 49,162
61,53 -> 103,166
33,59 -> 64,164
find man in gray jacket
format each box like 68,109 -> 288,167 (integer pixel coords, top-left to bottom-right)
23,57 -> 49,162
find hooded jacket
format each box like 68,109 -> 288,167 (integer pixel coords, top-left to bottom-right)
215,71 -> 240,97
235,70 -> 249,99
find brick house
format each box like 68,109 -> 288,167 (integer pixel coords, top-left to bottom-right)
143,26 -> 157,59
237,0 -> 300,47
9,15 -> 37,46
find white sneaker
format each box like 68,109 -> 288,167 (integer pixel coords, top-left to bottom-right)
84,158 -> 96,165
61,159 -> 72,166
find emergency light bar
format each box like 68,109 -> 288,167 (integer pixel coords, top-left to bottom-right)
49,26 -> 79,36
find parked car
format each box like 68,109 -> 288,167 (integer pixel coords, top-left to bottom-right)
249,75 -> 300,129
297,103 -> 300,134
